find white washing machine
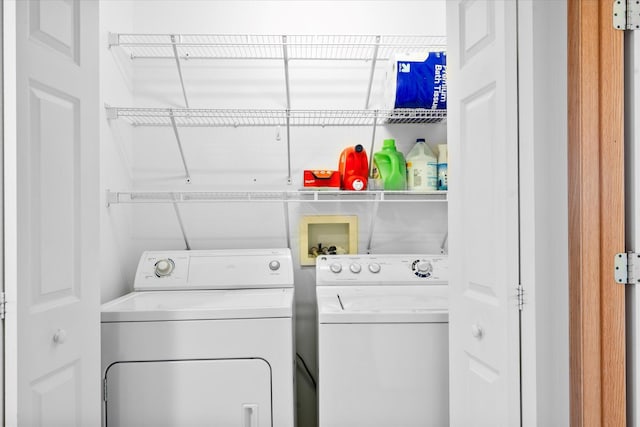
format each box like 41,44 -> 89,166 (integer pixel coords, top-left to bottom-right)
101,249 -> 295,427
316,254 -> 449,427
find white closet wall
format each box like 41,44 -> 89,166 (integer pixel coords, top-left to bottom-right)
100,1 -> 136,303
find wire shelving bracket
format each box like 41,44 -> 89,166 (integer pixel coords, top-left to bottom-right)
168,110 -> 192,183
170,34 -> 190,109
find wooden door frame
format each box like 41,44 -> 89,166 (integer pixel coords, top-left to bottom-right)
568,0 -> 626,425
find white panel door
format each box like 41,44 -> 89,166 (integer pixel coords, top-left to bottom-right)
447,0 -> 520,425
4,0 -> 100,425
106,359 -> 272,427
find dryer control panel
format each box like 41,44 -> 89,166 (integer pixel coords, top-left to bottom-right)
134,248 -> 294,290
316,254 -> 448,286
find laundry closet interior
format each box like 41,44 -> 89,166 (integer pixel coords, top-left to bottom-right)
100,1 -> 448,425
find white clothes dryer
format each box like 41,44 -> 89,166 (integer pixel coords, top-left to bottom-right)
101,249 -> 295,427
316,254 -> 448,427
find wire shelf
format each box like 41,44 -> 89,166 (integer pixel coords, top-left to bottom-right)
107,190 -> 448,205
110,34 -> 447,60
106,107 -> 446,127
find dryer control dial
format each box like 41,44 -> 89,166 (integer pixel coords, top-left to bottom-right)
330,263 -> 343,274
154,259 -> 175,277
368,263 -> 381,274
349,263 -> 362,273
269,260 -> 281,271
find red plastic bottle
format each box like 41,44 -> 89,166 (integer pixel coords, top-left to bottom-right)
339,144 -> 369,191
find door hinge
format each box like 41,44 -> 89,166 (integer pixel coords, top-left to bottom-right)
614,0 -> 640,30
103,379 -> 108,402
517,284 -> 525,311
615,253 -> 640,284
0,292 -> 5,320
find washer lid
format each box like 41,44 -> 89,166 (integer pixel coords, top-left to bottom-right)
317,285 -> 447,323
101,288 -> 294,322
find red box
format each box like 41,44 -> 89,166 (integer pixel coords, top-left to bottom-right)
303,170 -> 340,188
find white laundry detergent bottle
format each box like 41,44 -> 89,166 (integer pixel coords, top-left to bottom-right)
437,144 -> 448,191
406,138 -> 438,191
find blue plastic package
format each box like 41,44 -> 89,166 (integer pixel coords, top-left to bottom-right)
393,51 -> 447,110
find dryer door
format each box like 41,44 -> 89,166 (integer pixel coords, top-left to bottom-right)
105,359 -> 271,427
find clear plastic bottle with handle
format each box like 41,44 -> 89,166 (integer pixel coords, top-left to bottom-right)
406,138 -> 438,191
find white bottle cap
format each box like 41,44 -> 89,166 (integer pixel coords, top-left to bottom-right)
437,144 -> 448,163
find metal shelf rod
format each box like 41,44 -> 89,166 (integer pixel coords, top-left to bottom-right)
172,202 -> 191,250
171,34 -> 190,108
282,35 -> 291,109
366,193 -> 382,253
286,111 -> 292,184
283,199 -> 291,250
169,111 -> 192,183
282,36 -> 293,185
368,110 -> 379,178
364,36 -> 381,109
440,231 -> 448,254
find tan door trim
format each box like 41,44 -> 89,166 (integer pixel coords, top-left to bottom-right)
568,0 -> 626,425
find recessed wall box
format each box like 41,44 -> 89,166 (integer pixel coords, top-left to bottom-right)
299,215 -> 358,266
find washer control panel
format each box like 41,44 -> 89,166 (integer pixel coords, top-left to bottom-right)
316,254 -> 447,286
134,248 -> 294,290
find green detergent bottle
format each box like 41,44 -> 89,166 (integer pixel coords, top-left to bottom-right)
373,139 -> 407,190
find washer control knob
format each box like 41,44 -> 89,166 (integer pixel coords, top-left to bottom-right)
349,263 -> 362,273
330,263 -> 342,274
368,263 -> 381,274
269,260 -> 281,271
417,261 -> 433,274
154,259 -> 175,277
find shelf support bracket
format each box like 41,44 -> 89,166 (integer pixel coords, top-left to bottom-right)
368,110 -> 379,178
169,110 -> 192,183
285,110 -> 292,184
107,32 -> 120,49
282,36 -> 292,185
171,34 -> 190,108
172,200 -> 191,250
105,104 -> 117,120
282,35 -> 291,109
283,195 -> 291,249
105,189 -> 118,208
440,231 -> 448,254
364,35 -> 381,109
366,192 -> 382,253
